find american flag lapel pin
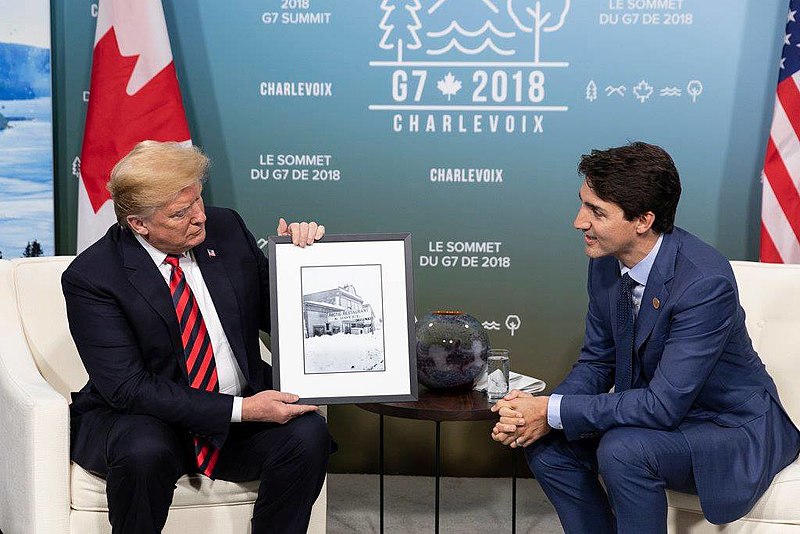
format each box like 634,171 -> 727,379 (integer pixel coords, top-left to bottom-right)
207,248 -> 216,258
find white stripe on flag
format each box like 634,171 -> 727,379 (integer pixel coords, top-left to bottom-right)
762,172 -> 800,263
771,100 -> 800,193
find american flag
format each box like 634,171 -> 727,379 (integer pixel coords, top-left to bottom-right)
761,0 -> 800,263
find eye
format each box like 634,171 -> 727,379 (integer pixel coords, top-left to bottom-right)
171,210 -> 188,220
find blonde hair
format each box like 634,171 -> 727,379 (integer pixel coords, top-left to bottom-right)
107,140 -> 209,227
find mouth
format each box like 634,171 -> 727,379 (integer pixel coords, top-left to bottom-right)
584,234 -> 597,245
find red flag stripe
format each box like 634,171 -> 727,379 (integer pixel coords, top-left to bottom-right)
760,222 -> 784,263
776,76 -> 800,143
762,138 -> 800,243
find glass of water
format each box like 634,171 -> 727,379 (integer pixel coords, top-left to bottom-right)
486,349 -> 510,401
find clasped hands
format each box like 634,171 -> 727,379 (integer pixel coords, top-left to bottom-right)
491,390 -> 551,448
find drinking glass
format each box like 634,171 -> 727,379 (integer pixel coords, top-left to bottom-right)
486,349 -> 510,401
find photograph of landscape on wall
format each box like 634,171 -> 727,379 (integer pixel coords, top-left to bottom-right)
0,0 -> 54,259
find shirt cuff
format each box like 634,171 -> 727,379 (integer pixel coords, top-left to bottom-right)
547,393 -> 564,430
231,396 -> 243,423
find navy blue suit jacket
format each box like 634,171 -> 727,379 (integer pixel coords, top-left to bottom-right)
63,207 -> 273,475
554,227 -> 800,524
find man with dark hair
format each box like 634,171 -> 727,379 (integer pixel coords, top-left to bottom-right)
492,142 -> 800,532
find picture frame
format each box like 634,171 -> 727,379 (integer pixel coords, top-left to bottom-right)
268,233 -> 418,404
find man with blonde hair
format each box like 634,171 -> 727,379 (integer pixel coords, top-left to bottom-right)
63,141 -> 333,533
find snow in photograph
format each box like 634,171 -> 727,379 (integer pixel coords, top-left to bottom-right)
301,264 -> 386,374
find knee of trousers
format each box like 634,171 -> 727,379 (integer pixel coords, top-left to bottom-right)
595,428 -> 648,483
283,413 -> 331,468
524,433 -> 572,480
113,439 -> 184,482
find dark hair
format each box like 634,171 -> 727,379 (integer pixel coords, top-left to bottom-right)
578,142 -> 681,234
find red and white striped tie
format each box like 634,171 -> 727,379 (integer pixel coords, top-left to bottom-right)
165,254 -> 220,477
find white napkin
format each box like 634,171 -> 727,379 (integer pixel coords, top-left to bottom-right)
473,371 -> 546,394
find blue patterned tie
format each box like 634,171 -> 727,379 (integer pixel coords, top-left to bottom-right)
615,273 -> 636,392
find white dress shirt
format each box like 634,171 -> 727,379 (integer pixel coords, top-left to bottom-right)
547,234 -> 664,430
135,234 -> 246,422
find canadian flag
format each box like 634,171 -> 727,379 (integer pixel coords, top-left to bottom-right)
77,0 -> 190,252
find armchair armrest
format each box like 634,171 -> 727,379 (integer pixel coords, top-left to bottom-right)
0,261 -> 70,533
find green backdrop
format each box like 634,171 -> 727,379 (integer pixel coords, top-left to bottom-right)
51,0 -> 786,476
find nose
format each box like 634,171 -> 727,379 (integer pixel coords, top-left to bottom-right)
573,208 -> 589,231
190,200 -> 206,224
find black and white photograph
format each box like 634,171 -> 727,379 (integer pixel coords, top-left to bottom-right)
268,233 -> 417,404
301,264 -> 386,374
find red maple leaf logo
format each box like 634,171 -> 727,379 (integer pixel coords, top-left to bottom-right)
80,27 -> 190,213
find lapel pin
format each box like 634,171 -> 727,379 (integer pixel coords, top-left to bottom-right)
207,248 -> 216,257
652,297 -> 660,309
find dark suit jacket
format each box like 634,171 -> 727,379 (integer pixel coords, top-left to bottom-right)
554,227 -> 800,524
63,207 -> 272,475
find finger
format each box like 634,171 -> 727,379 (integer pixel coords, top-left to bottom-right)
275,391 -> 300,403
496,423 -> 518,433
293,404 -> 319,415
492,431 -> 510,442
276,217 -> 289,236
315,224 -> 325,239
297,222 -> 309,248
289,222 -> 300,245
498,406 -> 522,418
504,389 -> 524,400
490,400 -> 509,413
499,416 -> 525,427
503,435 -> 517,447
306,222 -> 318,246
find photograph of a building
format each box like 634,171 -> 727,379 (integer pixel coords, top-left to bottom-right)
301,264 -> 385,374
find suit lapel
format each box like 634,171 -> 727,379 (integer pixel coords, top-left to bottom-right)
634,231 -> 678,351
120,231 -> 186,377
193,240 -> 250,380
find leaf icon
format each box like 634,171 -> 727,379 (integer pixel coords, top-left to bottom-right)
437,72 -> 462,101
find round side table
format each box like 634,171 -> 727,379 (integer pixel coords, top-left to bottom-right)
358,387 -> 521,533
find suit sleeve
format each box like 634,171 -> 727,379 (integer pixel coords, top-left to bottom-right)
229,208 -> 271,334
228,208 -> 273,385
62,267 -> 234,448
559,274 -> 737,441
553,260 -> 616,396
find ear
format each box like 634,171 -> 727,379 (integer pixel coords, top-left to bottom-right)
635,212 -> 656,235
126,215 -> 149,237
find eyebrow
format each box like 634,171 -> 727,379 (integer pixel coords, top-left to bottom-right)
578,192 -> 605,214
167,196 -> 200,216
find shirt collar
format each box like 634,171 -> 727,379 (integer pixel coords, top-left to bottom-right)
134,233 -> 191,267
619,233 -> 663,287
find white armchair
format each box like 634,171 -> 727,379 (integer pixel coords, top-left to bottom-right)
667,260 -> 800,532
0,256 -> 326,533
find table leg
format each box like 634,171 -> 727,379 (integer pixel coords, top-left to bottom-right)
380,413 -> 384,534
435,420 -> 441,534
512,448 -> 517,534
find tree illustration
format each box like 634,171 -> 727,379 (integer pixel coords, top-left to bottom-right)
507,0 -> 570,63
379,0 -> 423,62
23,240 -> 43,258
